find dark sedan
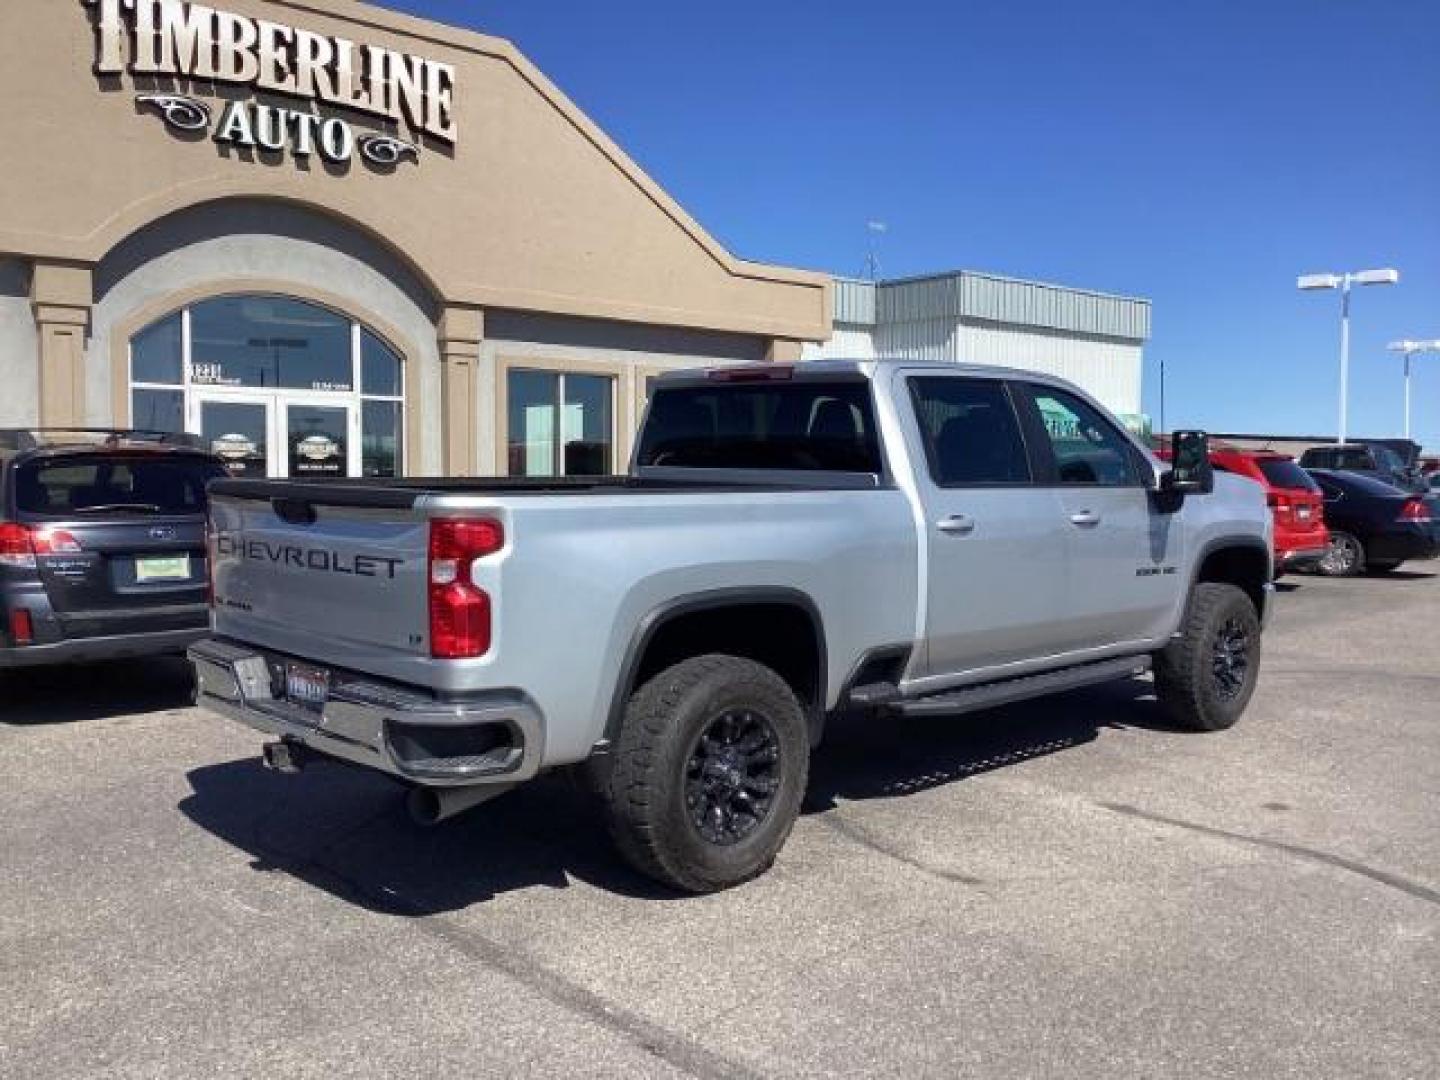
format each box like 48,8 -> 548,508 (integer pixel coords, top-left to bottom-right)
1307,469 -> 1440,576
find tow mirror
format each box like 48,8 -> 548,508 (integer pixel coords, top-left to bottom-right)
1163,430 -> 1214,495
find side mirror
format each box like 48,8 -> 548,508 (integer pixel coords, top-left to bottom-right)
1163,430 -> 1214,495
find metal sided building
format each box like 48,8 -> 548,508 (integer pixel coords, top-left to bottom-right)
805,272 -> 1152,426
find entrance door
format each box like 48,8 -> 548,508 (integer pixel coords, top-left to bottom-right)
190,394 -> 359,479
281,400 -> 359,479
193,394 -> 272,479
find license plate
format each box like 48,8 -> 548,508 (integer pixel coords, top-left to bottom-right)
135,554 -> 191,582
1297,507 -> 1312,520
285,663 -> 330,712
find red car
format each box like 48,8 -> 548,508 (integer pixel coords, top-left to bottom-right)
1159,446 -> 1328,575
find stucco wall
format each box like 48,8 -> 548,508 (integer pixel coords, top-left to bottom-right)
91,200 -> 444,473
0,259 -> 39,427
0,0 -> 830,342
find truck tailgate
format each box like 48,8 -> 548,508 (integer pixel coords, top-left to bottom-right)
209,491 -> 435,678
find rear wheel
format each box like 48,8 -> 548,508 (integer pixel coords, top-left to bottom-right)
1154,583 -> 1261,732
1317,531 -> 1365,577
603,654 -> 809,893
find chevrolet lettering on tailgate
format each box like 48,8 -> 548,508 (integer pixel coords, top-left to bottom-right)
214,534 -> 403,579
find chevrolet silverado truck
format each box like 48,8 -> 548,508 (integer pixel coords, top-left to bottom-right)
191,361 -> 1272,893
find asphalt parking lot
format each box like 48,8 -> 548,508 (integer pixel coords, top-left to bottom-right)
2,572 -> 1436,1079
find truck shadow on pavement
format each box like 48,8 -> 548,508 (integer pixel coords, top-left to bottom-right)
1,657 -> 195,726
179,678 -> 1182,915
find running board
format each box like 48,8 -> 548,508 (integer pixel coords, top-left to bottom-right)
895,656 -> 1152,719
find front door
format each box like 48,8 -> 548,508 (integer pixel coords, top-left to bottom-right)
191,393 -> 359,479
897,371 -> 1072,684
1017,383 -> 1183,649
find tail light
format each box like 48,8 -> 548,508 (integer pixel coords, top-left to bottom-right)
1266,491 -> 1294,522
429,519 -> 503,659
706,365 -> 795,383
9,608 -> 33,646
0,523 -> 36,569
1398,499 -> 1433,524
32,529 -> 81,555
0,525 -> 82,568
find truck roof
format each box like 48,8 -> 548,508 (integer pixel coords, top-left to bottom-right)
655,358 -> 1090,391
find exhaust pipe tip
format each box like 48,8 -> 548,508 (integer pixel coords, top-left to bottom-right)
406,786 -> 446,827
261,740 -> 307,775
406,782 -> 514,827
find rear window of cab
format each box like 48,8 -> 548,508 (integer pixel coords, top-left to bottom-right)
13,455 -> 227,518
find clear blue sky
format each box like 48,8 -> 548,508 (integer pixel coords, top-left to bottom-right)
386,0 -> 1439,447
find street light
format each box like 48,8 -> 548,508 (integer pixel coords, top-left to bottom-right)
1298,267 -> 1400,443
1387,339 -> 1440,440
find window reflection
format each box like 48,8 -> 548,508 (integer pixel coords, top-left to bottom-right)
506,370 -> 614,478
128,296 -> 405,479
189,296 -> 353,391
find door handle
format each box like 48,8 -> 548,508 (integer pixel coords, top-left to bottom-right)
1069,510 -> 1102,527
936,514 -> 976,536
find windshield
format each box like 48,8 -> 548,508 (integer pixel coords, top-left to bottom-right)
14,455 -> 227,518
1255,458 -> 1320,492
636,381 -> 882,473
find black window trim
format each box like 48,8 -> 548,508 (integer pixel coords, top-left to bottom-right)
904,375 -> 1039,490
1010,381 -> 1150,490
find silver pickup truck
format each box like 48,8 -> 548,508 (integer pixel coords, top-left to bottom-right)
191,360 -> 1272,892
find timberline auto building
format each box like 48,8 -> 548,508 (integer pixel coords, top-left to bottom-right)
0,0 -> 1149,480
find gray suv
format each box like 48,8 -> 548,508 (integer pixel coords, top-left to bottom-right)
1,430 -> 226,670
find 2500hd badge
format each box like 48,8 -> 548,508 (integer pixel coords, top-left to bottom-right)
214,534 -> 403,579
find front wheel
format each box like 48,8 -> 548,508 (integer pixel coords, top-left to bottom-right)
1154,583 -> 1262,732
603,654 -> 810,893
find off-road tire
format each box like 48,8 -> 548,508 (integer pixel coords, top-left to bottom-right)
1318,531 -> 1365,577
1154,583 -> 1261,732
603,654 -> 809,893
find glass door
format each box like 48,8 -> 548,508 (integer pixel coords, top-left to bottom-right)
192,394 -> 273,478
282,399 -> 360,479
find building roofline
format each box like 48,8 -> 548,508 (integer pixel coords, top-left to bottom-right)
872,268 -> 1151,307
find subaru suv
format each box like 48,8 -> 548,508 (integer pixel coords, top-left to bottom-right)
1,430 -> 227,669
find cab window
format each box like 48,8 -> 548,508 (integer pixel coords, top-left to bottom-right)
908,378 -> 1031,486
1027,387 -> 1141,486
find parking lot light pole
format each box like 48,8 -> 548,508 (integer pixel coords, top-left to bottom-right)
1387,339 -> 1440,440
1298,268 -> 1400,443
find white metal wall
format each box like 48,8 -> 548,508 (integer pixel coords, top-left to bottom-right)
802,323 -> 876,361
803,318 -> 1142,417
951,321 -> 1143,416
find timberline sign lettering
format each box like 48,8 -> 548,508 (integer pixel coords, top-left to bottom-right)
85,0 -> 458,167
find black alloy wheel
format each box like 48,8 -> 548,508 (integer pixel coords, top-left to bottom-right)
1211,616 -> 1252,701
684,709 -> 782,846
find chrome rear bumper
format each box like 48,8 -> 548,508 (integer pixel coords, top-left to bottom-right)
188,638 -> 544,788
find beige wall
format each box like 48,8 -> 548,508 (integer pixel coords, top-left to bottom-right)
0,0 -> 830,342
0,0 -> 828,469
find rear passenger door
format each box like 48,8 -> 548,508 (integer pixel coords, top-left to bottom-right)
901,373 -> 1071,682
1015,383 -> 1181,648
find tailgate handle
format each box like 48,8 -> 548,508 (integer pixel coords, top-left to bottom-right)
271,498 -> 317,526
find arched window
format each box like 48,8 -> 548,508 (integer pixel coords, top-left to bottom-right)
129,295 -> 405,478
